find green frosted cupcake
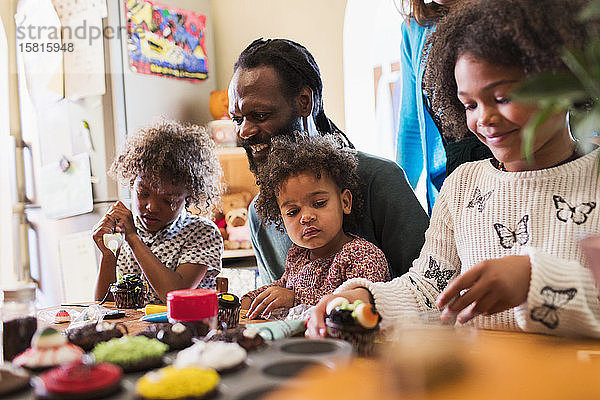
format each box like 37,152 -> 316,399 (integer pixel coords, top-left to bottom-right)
92,336 -> 168,372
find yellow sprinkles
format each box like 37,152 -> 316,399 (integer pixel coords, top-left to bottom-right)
136,366 -> 219,399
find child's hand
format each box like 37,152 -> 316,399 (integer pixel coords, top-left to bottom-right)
247,287 -> 295,320
436,255 -> 532,324
106,201 -> 136,240
92,214 -> 119,257
305,288 -> 372,339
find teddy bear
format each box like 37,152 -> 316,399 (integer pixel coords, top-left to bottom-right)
218,191 -> 253,250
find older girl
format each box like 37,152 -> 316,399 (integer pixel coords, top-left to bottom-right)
308,0 -> 600,339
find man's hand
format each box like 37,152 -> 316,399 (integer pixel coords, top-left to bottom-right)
247,287 -> 295,320
305,288 -> 373,339
436,255 -> 532,324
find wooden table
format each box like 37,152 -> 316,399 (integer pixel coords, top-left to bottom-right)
264,328 -> 600,400
51,302 -> 258,335
49,305 -> 600,399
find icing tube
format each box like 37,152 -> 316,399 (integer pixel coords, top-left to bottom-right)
103,233 -> 124,256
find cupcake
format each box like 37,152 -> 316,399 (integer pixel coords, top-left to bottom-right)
136,322 -> 194,350
110,273 -> 145,308
13,327 -> 84,370
66,321 -> 126,352
136,366 -> 219,400
91,336 -> 168,372
174,341 -> 247,373
32,361 -> 122,400
325,297 -> 380,357
0,364 -> 31,397
207,326 -> 265,352
217,293 -> 241,329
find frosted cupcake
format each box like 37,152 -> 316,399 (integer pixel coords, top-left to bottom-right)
136,366 -> 219,400
110,273 -> 145,308
13,327 -> 84,370
91,336 -> 168,372
174,341 -> 247,373
325,297 -> 380,357
32,361 -> 122,399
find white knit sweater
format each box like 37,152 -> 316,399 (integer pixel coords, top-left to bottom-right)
337,149 -> 600,338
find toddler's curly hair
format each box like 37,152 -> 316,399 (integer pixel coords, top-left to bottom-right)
110,118 -> 224,217
423,0 -> 593,140
255,135 -> 363,233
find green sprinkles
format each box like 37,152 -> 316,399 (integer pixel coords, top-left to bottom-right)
92,336 -> 168,364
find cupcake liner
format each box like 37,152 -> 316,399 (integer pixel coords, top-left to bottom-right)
218,306 -> 241,329
111,287 -> 145,309
325,319 -> 378,357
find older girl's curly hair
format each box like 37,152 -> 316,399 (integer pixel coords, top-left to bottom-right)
255,135 -> 363,233
423,0 -> 592,140
110,119 -> 224,217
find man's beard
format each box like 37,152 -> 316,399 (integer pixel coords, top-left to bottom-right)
239,117 -> 303,175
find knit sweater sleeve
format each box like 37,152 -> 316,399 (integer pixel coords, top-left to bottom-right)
335,176 -> 461,333
513,247 -> 600,337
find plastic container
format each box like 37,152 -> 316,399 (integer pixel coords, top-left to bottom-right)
1,284 -> 38,361
217,293 -> 241,329
167,289 -> 218,331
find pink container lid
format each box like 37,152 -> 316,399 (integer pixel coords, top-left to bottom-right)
167,289 -> 218,321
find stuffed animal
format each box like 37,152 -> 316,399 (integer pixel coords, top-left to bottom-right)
220,192 -> 253,250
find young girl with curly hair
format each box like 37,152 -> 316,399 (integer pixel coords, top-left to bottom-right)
242,136 -> 390,319
308,0 -> 600,339
93,119 -> 225,304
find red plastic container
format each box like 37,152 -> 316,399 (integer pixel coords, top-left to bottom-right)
167,289 -> 218,325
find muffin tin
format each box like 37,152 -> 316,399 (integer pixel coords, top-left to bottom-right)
9,338 -> 354,400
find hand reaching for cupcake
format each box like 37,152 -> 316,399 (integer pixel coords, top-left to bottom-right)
305,287 -> 373,339
244,287 -> 295,320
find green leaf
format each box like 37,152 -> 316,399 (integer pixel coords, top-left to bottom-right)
512,71 -> 587,104
562,48 -> 600,99
521,103 -> 561,163
578,0 -> 600,21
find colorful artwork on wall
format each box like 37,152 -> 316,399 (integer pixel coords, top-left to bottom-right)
125,0 -> 208,81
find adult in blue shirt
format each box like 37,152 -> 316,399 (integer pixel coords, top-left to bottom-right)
395,0 -> 491,214
228,38 -> 429,283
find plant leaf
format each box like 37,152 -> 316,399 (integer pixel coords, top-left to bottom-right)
562,48 -> 600,99
521,104 -> 562,163
512,71 -> 588,105
579,0 -> 600,21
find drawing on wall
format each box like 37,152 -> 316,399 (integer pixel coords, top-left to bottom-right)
125,0 -> 208,81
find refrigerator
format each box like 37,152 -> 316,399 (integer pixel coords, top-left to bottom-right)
11,0 -> 216,307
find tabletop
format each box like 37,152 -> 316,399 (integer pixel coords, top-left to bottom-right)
18,304 -> 600,399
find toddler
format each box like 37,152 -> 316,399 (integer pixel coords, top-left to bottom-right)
93,119 -> 225,304
242,136 -> 390,319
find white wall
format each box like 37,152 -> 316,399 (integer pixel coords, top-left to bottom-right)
343,0 -> 405,160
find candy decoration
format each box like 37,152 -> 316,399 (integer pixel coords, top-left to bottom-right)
54,309 -> 71,324
326,297 -> 348,315
353,303 -> 379,329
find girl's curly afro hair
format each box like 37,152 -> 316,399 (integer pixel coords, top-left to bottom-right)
423,0 -> 593,140
110,118 -> 224,217
255,135 -> 364,233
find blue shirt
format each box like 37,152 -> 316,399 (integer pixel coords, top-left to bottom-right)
395,21 -> 447,214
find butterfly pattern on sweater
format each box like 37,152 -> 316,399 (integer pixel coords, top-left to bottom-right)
552,195 -> 596,225
423,257 -> 455,291
530,286 -> 577,329
409,276 -> 434,309
493,215 -> 530,249
467,187 -> 494,212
